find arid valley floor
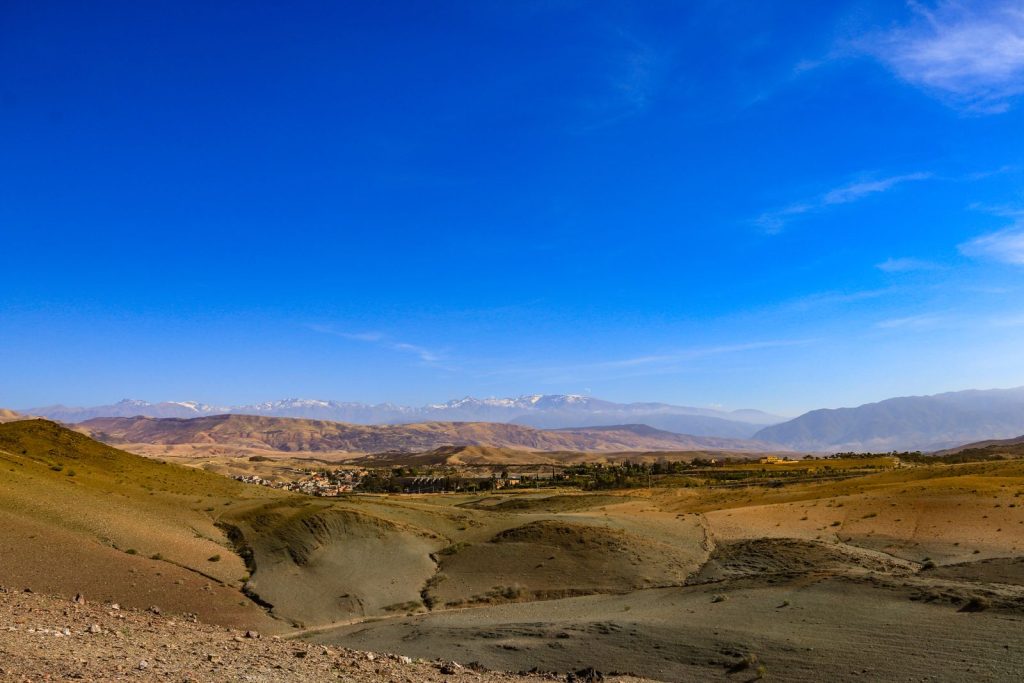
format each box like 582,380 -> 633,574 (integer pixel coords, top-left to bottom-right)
3,418 -> 1024,681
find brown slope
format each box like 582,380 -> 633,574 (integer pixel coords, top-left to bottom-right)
933,433 -> 1024,456
77,414 -> 776,453
0,419 -> 283,630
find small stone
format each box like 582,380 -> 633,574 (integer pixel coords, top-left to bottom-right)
73,593 -> 86,605
244,630 -> 260,639
149,605 -> 162,615
110,603 -> 120,610
365,652 -> 376,661
138,660 -> 149,670
88,624 -> 102,634
399,655 -> 413,665
440,661 -> 463,675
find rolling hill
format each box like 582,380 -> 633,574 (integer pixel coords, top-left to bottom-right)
933,433 -> 1024,458
77,414 -> 778,454
0,419 -> 284,630
755,386 -> 1024,452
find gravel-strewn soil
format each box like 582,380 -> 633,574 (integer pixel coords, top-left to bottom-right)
0,588 -> 647,682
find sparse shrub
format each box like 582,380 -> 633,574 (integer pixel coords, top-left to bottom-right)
125,549 -> 137,555
921,560 -> 936,570
959,596 -> 990,612
50,465 -> 63,472
830,521 -> 841,527
500,584 -> 523,600
66,470 -> 76,477
383,601 -> 422,613
208,554 -> 221,562
862,512 -> 877,519
150,553 -> 163,561
711,594 -> 727,603
726,653 -> 759,673
438,542 -> 468,556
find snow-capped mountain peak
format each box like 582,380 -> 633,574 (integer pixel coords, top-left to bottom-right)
28,393 -> 785,439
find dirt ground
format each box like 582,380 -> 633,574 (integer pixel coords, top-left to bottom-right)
0,589 -> 653,683
6,421 -> 1024,681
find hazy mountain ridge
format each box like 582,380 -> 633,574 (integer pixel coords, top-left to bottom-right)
28,394 -> 784,437
76,414 -> 779,453
755,387 -> 1024,452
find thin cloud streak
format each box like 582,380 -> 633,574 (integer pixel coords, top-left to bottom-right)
863,1 -> 1024,113
308,324 -> 443,364
478,338 -> 817,383
876,257 -> 940,273
755,172 -> 931,233
574,30 -> 670,132
875,314 -> 945,330
960,221 -> 1024,266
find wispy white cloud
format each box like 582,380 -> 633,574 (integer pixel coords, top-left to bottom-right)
479,338 -> 816,383
755,172 -> 931,233
875,313 -> 945,330
590,339 -> 814,371
864,1 -> 1024,113
959,221 -> 1024,265
308,324 -> 442,364
575,32 -> 670,132
990,312 -> 1024,328
792,288 -> 891,306
876,257 -> 940,273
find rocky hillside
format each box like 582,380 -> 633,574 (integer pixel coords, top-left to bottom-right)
0,589 -> 640,682
31,394 -> 784,437
754,387 -> 1024,452
78,415 -> 777,453
0,419 -> 284,629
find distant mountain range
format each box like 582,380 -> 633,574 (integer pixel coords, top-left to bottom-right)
754,387 -> 1024,452
27,395 -> 785,438
24,386 -> 1024,453
0,408 -> 29,423
76,415 -> 779,454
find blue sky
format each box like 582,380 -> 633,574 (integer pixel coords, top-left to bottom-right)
3,0 -> 1024,415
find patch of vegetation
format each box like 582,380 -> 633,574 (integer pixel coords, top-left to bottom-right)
420,572 -> 448,610
959,596 -> 991,613
726,652 -> 763,676
467,584 -> 525,605
382,600 -> 423,613
438,542 -> 469,556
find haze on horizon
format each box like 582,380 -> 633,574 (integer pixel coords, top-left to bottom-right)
4,1 -> 1024,415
